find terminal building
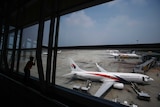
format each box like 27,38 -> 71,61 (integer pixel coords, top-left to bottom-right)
0,0 -> 160,107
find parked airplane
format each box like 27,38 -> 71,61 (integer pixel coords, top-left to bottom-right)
63,58 -> 154,97
107,50 -> 141,60
42,50 -> 61,55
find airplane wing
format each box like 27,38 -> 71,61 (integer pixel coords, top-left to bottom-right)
94,81 -> 114,97
96,63 -> 108,72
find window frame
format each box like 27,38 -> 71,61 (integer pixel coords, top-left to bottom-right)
1,1 -> 160,107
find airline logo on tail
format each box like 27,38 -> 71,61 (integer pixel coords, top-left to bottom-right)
71,64 -> 76,69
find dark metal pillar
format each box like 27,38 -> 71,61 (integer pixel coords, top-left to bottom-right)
2,23 -> 9,70
16,28 -> 23,72
2,1 -> 9,71
0,18 -> 2,44
52,16 -> 60,85
0,15 -> 3,68
15,7 -> 25,73
46,17 -> 55,84
36,0 -> 45,90
10,28 -> 18,72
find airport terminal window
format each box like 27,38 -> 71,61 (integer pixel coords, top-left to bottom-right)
8,32 -> 14,49
9,26 -> 15,31
16,30 -> 20,49
0,1 -> 160,107
56,0 -> 160,106
1,27 -> 22,71
58,1 -> 160,46
13,50 -> 18,71
11,30 -> 21,71
7,32 -> 14,69
1,25 -> 4,34
43,20 -> 50,47
18,24 -> 38,77
7,50 -> 13,69
19,20 -> 53,79
21,24 -> 38,49
0,34 -> 3,50
19,50 -> 38,77
0,26 -> 3,68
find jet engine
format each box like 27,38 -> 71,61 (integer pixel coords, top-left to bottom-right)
113,83 -> 124,89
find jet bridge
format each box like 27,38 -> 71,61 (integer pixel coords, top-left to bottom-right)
133,57 -> 156,73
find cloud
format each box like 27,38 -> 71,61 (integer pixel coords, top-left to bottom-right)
131,0 -> 147,6
65,11 -> 95,28
107,15 -> 139,28
108,0 -> 147,7
107,0 -> 123,7
102,15 -> 141,44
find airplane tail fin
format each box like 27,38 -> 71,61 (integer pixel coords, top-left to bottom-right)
131,50 -> 136,54
69,58 -> 84,72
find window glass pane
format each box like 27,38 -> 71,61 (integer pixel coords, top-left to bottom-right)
43,20 -> 50,47
56,0 -> 160,106
0,35 -> 3,49
19,50 -> 38,78
58,0 -> 160,47
7,50 -> 12,69
9,26 -> 15,30
8,32 -> 14,49
19,24 -> 38,78
21,24 -> 38,49
56,49 -> 160,106
13,51 -> 18,71
2,25 -> 4,33
16,30 -> 21,49
42,19 -> 55,81
42,48 -> 48,79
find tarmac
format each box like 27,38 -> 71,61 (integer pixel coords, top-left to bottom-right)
55,49 -> 160,107
18,49 -> 160,107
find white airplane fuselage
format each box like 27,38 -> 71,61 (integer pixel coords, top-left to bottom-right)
70,71 -> 153,84
109,52 -> 140,59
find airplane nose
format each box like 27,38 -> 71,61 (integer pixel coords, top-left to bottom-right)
149,78 -> 154,81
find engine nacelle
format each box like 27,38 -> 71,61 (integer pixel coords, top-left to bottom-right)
113,83 -> 124,89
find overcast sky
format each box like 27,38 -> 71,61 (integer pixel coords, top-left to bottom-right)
58,0 -> 160,46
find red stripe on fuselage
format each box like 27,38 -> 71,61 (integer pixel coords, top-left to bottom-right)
88,73 -> 119,81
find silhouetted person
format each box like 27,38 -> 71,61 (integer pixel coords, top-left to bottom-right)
24,56 -> 35,83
